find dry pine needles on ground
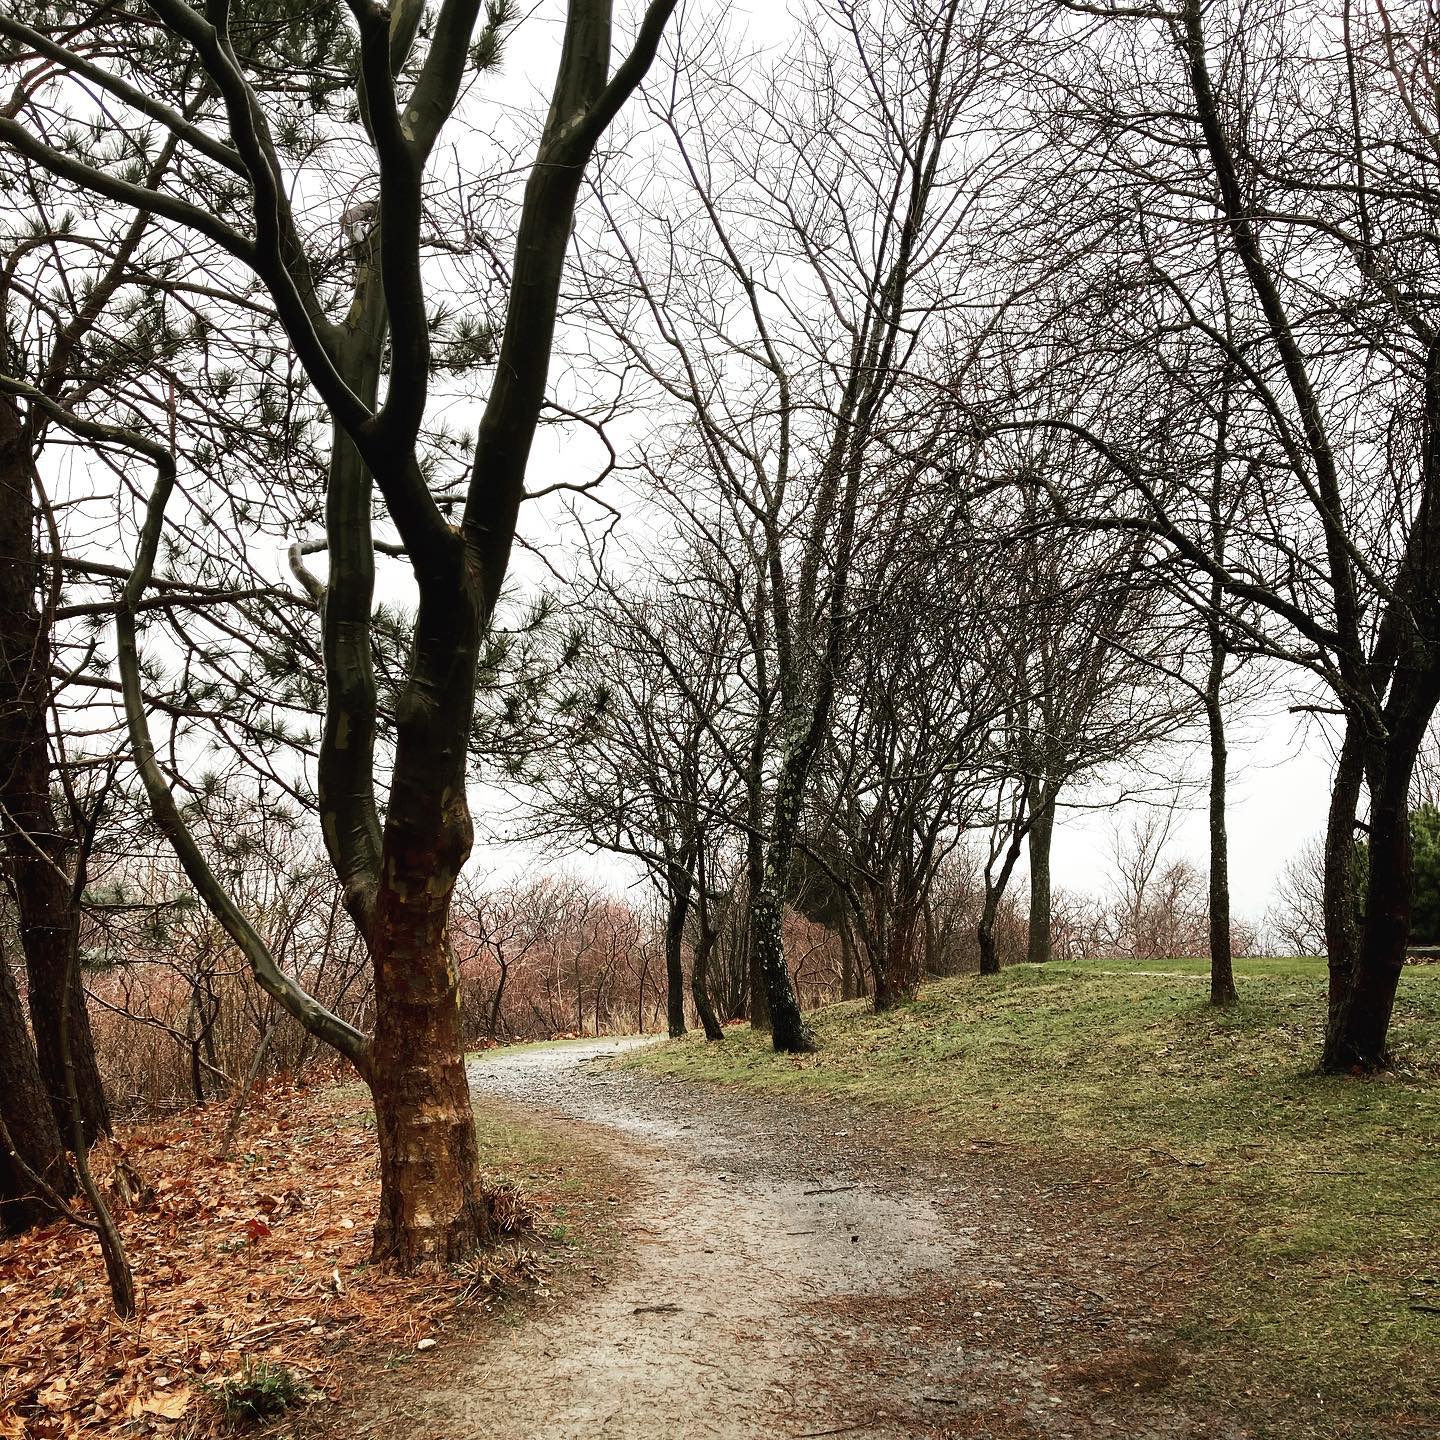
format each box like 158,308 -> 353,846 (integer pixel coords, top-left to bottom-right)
0,1084 -> 537,1438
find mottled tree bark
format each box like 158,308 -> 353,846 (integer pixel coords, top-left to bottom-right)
750,889 -> 813,1052
367,927 -> 495,1264
362,549 -> 500,1265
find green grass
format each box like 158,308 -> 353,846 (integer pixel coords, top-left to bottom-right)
625,957 -> 1440,1431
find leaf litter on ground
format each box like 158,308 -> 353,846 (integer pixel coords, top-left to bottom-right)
0,1082 -> 545,1438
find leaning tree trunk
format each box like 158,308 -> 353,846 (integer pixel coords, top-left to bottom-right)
1025,790 -> 1057,966
1204,635 -> 1238,1007
691,911 -> 725,1042
0,399 -> 109,1145
979,817 -> 1027,977
0,942 -> 73,1232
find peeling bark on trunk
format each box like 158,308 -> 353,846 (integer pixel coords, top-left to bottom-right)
92,0 -> 679,1274
368,922 -> 497,1265
362,552 -> 500,1265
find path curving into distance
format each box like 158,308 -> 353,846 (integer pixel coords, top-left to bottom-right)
407,1037 -> 1239,1440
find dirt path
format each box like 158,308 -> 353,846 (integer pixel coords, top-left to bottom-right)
412,1039 -> 1240,1440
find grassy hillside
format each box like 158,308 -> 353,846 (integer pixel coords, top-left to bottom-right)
624,958 -> 1440,1430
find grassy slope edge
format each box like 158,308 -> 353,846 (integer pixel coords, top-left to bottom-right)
623,957 -> 1440,1430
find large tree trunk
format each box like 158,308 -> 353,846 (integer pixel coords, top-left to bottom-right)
1323,680 -> 1438,1071
750,889 -> 813,1051
367,914 -> 497,1266
749,681 -> 845,1051
747,726 -> 817,1051
663,867 -> 690,1040
1025,790 -> 1056,965
1205,638 -> 1238,1007
1324,347 -> 1440,1068
0,945 -> 73,1232
360,545 -> 498,1265
0,398 -> 108,1145
1321,723 -> 1366,1044
872,902 -> 921,1010
15,872 -> 109,1143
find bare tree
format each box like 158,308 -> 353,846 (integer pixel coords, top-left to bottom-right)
534,573 -> 743,1040
970,0 -> 1440,1068
587,0 -> 1014,1048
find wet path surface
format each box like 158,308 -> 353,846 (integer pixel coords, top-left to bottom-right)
415,1038 -> 1238,1439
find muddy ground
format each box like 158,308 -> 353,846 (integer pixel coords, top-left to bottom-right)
359,1037 -> 1257,1440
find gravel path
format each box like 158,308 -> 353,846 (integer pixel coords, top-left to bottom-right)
413,1038 -> 1240,1439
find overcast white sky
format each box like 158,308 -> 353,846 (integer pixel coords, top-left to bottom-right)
1049,710 -> 1335,924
